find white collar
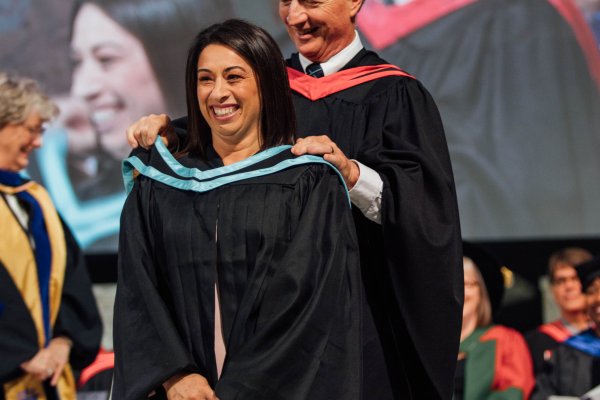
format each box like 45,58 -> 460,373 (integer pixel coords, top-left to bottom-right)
299,31 -> 363,77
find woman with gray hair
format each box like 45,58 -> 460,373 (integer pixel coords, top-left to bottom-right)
0,72 -> 102,399
455,242 -> 534,400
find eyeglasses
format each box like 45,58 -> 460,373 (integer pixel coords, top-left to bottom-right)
551,276 -> 579,287
24,124 -> 45,137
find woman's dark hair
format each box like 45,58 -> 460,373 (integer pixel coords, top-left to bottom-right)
183,19 -> 296,158
70,0 -> 232,116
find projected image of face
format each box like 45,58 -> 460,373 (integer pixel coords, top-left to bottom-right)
70,2 -> 165,160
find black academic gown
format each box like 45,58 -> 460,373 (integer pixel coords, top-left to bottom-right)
113,144 -> 363,400
170,49 -> 463,399
526,329 -> 562,376
287,50 -> 463,400
532,329 -> 600,398
0,216 -> 102,398
525,320 -> 574,376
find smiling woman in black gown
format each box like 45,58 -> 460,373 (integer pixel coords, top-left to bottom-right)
113,19 -> 363,400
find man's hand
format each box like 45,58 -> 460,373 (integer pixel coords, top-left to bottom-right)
163,373 -> 219,400
291,135 -> 360,189
126,114 -> 173,149
20,336 -> 72,385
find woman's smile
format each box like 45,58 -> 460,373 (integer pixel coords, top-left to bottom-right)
211,104 -> 240,120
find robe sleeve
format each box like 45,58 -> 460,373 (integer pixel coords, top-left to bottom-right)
525,329 -> 555,376
53,218 -> 102,371
530,347 -> 563,400
490,326 -> 535,399
0,217 -> 102,381
112,177 -> 200,400
0,260 -> 38,383
171,116 -> 189,142
215,166 -> 362,400
363,76 -> 463,398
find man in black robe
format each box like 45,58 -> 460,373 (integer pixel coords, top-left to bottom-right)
532,257 -> 600,398
127,1 -> 463,398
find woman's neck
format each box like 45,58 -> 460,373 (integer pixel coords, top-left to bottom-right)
461,315 -> 478,342
212,133 -> 261,166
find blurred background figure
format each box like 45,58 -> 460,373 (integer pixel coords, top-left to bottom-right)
31,0 -> 233,251
358,0 -> 600,241
456,242 -> 534,400
61,0 -> 166,200
575,0 -> 600,44
0,71 -> 102,399
526,247 -> 593,375
76,348 -> 114,399
532,256 -> 600,398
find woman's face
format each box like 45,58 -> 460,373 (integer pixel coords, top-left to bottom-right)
70,3 -> 166,159
196,44 -> 261,149
463,258 -> 481,322
0,113 -> 44,172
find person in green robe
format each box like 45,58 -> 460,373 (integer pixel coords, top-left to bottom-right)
456,242 -> 535,400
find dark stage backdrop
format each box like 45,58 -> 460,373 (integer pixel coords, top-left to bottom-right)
2,0 -> 600,330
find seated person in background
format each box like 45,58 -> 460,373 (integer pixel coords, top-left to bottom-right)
526,247 -> 593,375
0,72 -> 102,399
532,256 -> 600,398
456,242 -> 534,400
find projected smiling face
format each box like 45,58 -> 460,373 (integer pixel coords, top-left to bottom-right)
70,2 -> 166,160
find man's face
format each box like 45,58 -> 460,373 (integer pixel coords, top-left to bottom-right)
279,0 -> 362,62
585,277 -> 600,326
551,265 -> 586,314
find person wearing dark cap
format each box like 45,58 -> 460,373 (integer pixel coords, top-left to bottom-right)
455,242 -> 534,400
532,256 -> 600,399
